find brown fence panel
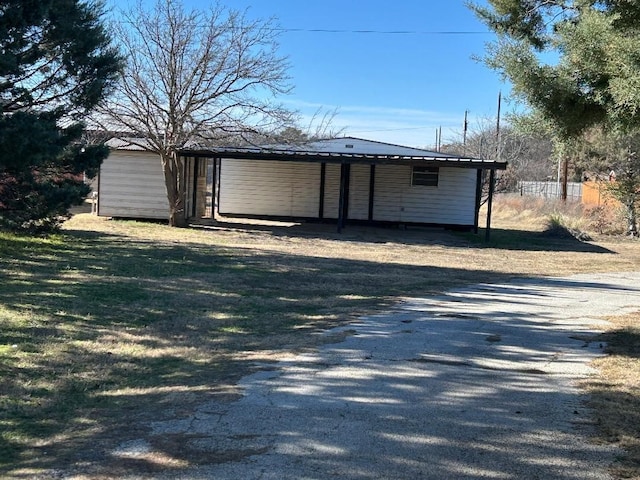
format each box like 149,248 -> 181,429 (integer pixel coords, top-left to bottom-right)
582,181 -> 621,208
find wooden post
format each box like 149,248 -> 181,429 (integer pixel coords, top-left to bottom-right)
562,156 -> 569,201
485,169 -> 496,242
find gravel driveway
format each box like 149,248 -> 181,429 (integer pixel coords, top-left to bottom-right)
118,272 -> 640,479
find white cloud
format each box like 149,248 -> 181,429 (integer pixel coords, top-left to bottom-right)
284,98 -> 468,148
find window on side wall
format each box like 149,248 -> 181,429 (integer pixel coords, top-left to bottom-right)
411,166 -> 439,187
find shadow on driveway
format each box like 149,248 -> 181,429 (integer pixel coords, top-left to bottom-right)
132,273 -> 640,479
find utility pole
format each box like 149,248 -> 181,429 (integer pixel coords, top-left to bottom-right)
495,91 -> 502,161
486,92 -> 502,242
463,110 -> 468,155
562,154 -> 569,201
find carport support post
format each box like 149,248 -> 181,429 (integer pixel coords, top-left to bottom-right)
485,168 -> 496,242
337,162 -> 348,233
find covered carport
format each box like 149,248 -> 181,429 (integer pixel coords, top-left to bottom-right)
180,138 -> 507,237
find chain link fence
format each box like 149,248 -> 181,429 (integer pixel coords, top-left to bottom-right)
517,181 -> 582,201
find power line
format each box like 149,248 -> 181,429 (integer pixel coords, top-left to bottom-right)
274,28 -> 489,35
110,19 -> 489,36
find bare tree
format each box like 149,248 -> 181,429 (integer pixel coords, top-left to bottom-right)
444,117 -> 554,192
202,106 -> 344,147
97,0 -> 293,226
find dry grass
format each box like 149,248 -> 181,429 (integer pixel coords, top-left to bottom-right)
493,193 -> 627,235
1,195 -> 640,477
489,194 -> 581,230
585,312 -> 640,479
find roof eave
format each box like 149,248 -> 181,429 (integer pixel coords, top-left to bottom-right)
178,148 -> 508,170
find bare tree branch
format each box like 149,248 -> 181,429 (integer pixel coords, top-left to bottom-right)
95,0 -> 295,226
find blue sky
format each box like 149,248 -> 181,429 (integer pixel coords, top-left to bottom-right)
107,0 -> 506,148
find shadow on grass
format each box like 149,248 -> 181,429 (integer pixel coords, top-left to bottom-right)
601,328 -> 640,358
0,225 -> 629,477
588,389 -> 640,478
466,228 -> 615,253
587,322 -> 640,477
203,219 -> 616,254
0,227 -> 508,475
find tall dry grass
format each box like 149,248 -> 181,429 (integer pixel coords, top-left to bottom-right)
491,194 -> 627,235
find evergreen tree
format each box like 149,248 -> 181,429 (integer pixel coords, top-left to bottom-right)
0,0 -> 121,233
471,0 -> 640,235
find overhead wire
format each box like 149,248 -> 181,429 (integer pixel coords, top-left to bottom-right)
272,28 -> 489,35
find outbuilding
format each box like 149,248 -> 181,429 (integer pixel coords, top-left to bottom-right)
97,137 -> 507,232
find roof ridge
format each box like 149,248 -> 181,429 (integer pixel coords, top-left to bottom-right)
315,136 -> 436,153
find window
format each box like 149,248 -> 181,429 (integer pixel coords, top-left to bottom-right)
412,166 -> 439,186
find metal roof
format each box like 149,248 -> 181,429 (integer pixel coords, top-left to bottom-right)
180,137 -> 507,170
105,137 -> 150,151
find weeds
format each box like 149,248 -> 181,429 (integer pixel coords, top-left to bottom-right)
543,212 -> 592,241
585,205 -> 627,235
495,193 -> 627,236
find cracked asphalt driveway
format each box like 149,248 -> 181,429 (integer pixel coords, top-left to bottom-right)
123,272 -> 640,479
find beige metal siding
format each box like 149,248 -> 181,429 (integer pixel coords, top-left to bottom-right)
219,159 -> 321,217
323,164 -> 341,219
373,165 -> 477,224
98,150 -> 168,219
348,164 -> 371,220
